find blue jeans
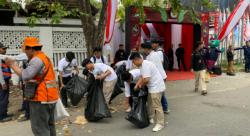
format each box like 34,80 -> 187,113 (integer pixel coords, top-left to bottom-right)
161,93 -> 168,111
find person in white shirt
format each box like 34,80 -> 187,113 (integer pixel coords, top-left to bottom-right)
151,39 -> 164,63
58,52 -> 79,107
121,69 -> 141,112
141,43 -> 166,80
141,42 -> 169,114
82,58 -> 117,104
90,47 -> 108,64
130,52 -> 165,132
126,47 -> 141,70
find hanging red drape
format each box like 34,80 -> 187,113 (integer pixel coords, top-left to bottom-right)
164,24 -> 172,52
181,24 -> 194,70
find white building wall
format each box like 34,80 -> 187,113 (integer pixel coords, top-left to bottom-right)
0,25 -> 87,85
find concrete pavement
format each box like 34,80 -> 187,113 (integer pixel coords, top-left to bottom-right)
0,72 -> 250,136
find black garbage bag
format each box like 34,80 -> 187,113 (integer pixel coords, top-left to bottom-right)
85,76 -> 111,122
109,64 -> 126,103
65,75 -> 88,106
68,93 -> 82,106
109,82 -> 123,103
65,75 -> 88,95
126,88 -> 149,128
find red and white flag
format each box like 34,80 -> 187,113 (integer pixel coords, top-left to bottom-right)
218,0 -> 250,40
104,0 -> 118,44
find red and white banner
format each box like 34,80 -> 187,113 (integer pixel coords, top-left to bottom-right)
104,0 -> 118,44
218,0 -> 250,40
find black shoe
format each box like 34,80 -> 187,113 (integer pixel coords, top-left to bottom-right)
227,73 -> 235,76
0,117 -> 12,123
18,108 -> 25,112
201,91 -> 208,96
229,73 -> 235,76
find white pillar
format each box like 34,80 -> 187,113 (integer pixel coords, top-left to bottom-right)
39,27 -> 53,59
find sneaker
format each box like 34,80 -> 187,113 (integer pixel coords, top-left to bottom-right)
164,110 -> 170,114
0,117 -> 12,123
125,107 -> 131,113
149,118 -> 154,124
152,124 -> 164,132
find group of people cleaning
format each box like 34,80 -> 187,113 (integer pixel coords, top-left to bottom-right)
0,35 -> 249,135
81,39 -> 169,132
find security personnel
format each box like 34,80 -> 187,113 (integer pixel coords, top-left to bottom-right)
0,42 -> 12,122
6,37 -> 59,136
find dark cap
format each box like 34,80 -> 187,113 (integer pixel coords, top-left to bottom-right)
0,43 -> 7,49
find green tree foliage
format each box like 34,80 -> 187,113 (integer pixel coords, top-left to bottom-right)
0,0 -> 214,56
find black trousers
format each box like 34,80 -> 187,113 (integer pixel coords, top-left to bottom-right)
60,76 -> 72,107
29,102 -> 56,136
22,100 -> 30,118
168,58 -> 174,71
177,57 -> 187,71
0,80 -> 9,120
21,81 -> 30,118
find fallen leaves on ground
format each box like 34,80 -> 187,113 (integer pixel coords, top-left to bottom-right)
73,116 -> 88,125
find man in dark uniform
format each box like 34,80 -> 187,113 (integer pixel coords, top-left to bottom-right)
0,43 -> 12,122
168,44 -> 174,71
175,44 -> 187,71
114,44 -> 128,63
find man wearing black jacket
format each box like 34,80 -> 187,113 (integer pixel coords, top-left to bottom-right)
176,44 -> 187,71
191,42 -> 207,96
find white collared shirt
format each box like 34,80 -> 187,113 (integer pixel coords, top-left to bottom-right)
140,60 -> 165,93
146,51 -> 167,80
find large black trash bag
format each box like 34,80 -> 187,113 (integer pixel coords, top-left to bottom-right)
126,88 -> 149,128
109,82 -> 123,103
65,75 -> 88,106
85,75 -> 111,122
66,75 -> 88,95
109,64 -> 126,103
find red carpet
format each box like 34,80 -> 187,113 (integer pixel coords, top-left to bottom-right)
167,71 -> 218,81
167,71 -> 194,81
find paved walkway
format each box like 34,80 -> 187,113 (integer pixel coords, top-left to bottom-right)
0,72 -> 250,136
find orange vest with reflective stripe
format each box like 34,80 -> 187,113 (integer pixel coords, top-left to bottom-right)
1,61 -> 12,80
31,51 -> 59,102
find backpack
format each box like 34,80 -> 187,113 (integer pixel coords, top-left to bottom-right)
93,55 -> 105,63
157,49 -> 169,71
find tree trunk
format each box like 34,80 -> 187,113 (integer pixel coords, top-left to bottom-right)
79,0 -> 95,57
95,0 -> 108,47
79,0 -> 108,57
